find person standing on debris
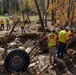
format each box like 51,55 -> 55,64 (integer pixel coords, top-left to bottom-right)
46,27 -> 57,64
66,28 -> 76,49
67,28 -> 75,41
1,19 -> 4,30
6,19 -> 10,30
20,20 -> 25,34
57,26 -> 70,58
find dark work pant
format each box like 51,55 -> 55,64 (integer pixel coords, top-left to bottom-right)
1,24 -> 4,30
57,42 -> 66,58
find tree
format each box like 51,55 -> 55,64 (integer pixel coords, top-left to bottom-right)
19,0 -> 34,21
34,0 -> 45,31
0,1 -> 2,14
45,0 -> 50,27
2,0 -> 20,14
51,0 -> 56,22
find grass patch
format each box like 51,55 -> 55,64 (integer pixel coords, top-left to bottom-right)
29,15 -> 39,21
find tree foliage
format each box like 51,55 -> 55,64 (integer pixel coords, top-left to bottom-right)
0,0 -> 76,27
0,0 -> 20,14
47,0 -> 76,26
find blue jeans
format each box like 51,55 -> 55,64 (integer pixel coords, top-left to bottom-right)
57,42 -> 66,58
21,27 -> 25,34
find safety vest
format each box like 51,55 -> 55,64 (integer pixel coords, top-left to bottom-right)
6,20 -> 9,24
58,30 -> 67,43
1,20 -> 4,24
47,33 -> 57,47
20,22 -> 24,27
66,31 -> 72,40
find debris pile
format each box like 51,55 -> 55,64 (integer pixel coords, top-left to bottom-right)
0,21 -> 76,75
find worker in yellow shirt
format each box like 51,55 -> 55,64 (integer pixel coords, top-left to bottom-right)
57,26 -> 70,58
6,19 -> 10,30
66,28 -> 75,49
1,19 -> 4,30
20,20 -> 25,34
46,27 -> 57,65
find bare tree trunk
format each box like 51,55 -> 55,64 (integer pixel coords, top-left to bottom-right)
45,0 -> 50,27
70,1 -> 75,27
34,0 -> 45,31
0,6 -> 1,14
42,0 -> 45,21
27,12 -> 30,21
66,0 -> 71,26
51,0 -> 56,22
21,0 -> 24,21
26,0 -> 30,21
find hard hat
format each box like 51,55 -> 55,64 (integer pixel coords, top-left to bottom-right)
51,27 -> 56,31
65,26 -> 70,30
71,28 -> 75,32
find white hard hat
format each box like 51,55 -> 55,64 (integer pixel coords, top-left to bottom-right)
51,27 -> 56,31
71,28 -> 75,32
65,26 -> 70,30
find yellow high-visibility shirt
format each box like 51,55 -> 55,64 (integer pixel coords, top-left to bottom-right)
66,31 -> 72,40
1,20 -> 4,24
47,32 -> 57,47
6,20 -> 9,24
20,22 -> 24,27
58,30 -> 67,43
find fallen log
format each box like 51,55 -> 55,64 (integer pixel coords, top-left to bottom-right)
17,33 -> 42,39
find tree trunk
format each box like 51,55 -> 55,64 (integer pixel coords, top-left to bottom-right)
26,0 -> 30,21
34,0 -> 45,31
26,12 -> 30,21
42,0 -> 45,21
70,1 -> 75,27
21,0 -> 24,21
0,5 -> 1,14
51,0 -> 56,22
45,0 -> 50,27
66,0 -> 71,26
